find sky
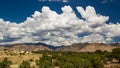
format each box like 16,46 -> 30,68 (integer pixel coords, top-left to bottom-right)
0,0 -> 120,46
0,0 -> 120,23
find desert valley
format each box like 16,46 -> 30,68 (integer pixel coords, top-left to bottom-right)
0,43 -> 120,68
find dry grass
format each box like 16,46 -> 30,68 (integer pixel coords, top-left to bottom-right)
0,50 -> 42,68
104,63 -> 120,68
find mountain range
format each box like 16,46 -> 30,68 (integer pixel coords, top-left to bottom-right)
0,43 -> 120,52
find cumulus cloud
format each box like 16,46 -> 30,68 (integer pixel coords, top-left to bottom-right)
0,5 -> 120,46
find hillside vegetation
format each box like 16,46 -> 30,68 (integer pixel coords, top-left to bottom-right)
0,48 -> 120,68
33,48 -> 120,68
0,43 -> 119,68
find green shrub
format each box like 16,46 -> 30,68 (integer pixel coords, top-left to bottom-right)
19,60 -> 30,68
0,57 -> 12,68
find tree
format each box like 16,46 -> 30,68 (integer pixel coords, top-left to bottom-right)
60,62 -> 74,68
0,57 -> 12,68
37,54 -> 54,68
82,59 -> 93,68
90,54 -> 103,68
95,50 -> 102,54
53,60 -> 61,66
19,60 -> 30,68
112,48 -> 120,62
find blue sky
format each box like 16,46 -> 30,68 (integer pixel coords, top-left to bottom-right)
0,0 -> 119,23
0,0 -> 120,46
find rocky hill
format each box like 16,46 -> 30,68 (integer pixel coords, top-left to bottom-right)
55,43 -> 118,52
80,43 -> 116,52
0,43 -> 119,52
55,43 -> 88,52
0,43 -> 52,51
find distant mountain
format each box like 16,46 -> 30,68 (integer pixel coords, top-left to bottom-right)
0,43 -> 52,51
0,42 -> 120,52
111,43 -> 120,47
79,43 -> 116,52
55,43 -> 88,52
55,43 -> 118,52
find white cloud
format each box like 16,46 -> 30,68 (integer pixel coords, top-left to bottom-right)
62,0 -> 68,2
81,34 -> 106,43
77,6 -> 109,28
0,5 -> 120,46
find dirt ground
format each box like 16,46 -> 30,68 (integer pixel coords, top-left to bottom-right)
0,50 -> 120,68
104,63 -> 120,68
0,50 -> 42,68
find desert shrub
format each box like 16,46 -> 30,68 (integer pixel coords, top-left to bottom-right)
60,62 -> 74,68
29,59 -> 34,62
89,54 -> 103,68
0,57 -> 12,68
112,48 -> 120,62
95,50 -> 102,54
36,54 -> 54,68
53,60 -> 61,66
19,60 -> 30,68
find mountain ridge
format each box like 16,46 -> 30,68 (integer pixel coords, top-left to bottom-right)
0,42 -> 120,52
